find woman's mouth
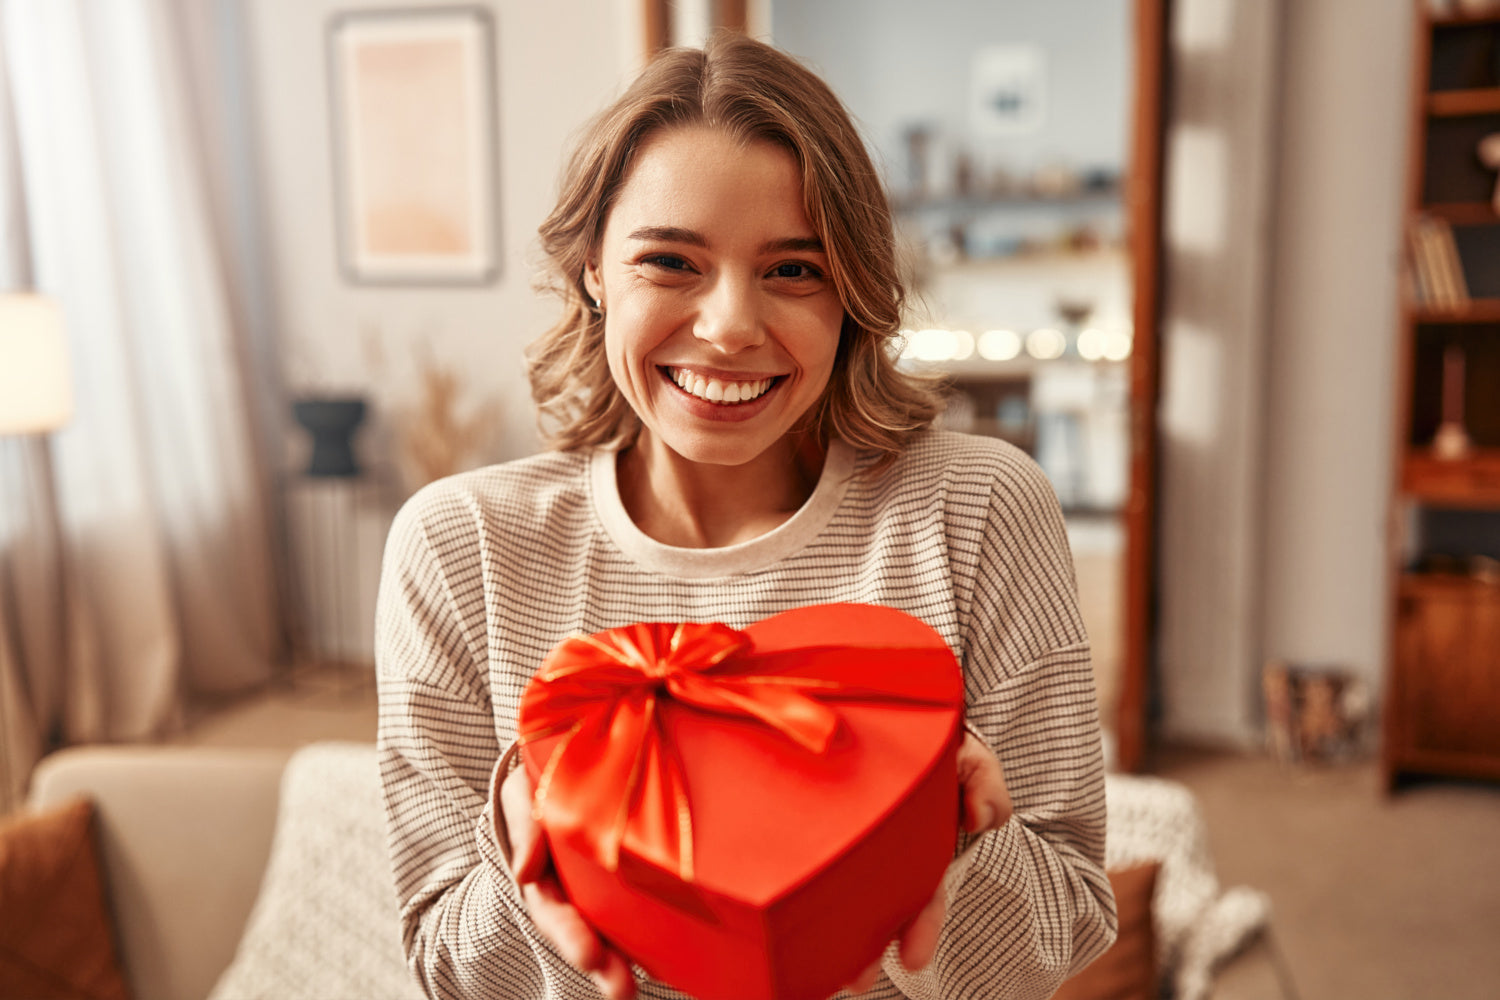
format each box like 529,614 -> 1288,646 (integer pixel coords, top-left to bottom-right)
663,366 -> 780,405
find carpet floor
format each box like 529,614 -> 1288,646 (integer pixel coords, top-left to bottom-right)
1153,747 -> 1500,1000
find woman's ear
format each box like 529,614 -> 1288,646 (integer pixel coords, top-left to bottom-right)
582,261 -> 603,306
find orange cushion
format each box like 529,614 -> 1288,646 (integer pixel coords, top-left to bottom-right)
1053,862 -> 1160,1000
0,797 -> 131,1000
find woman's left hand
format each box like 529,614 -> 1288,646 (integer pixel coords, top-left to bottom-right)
844,730 -> 1011,994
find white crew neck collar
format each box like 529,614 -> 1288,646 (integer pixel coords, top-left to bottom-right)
590,439 -> 856,579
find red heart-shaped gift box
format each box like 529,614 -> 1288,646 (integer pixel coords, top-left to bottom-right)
518,602 -> 963,1000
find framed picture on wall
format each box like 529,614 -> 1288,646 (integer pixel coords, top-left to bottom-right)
327,7 -> 499,285
970,45 -> 1047,138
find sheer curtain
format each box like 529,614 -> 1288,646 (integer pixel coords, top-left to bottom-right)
0,0 -> 287,812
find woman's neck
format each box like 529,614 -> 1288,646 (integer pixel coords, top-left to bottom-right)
617,432 -> 826,549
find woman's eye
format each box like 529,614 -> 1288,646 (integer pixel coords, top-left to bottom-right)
643,254 -> 691,272
771,262 -> 821,280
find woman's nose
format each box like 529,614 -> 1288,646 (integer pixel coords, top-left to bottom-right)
693,275 -> 764,353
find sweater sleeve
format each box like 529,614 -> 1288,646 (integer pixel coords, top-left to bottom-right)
374,487 -> 588,1000
883,450 -> 1117,1000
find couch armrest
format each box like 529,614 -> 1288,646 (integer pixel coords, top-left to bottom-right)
29,746 -> 293,1000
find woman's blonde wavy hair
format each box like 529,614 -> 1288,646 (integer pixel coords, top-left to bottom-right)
528,31 -> 942,464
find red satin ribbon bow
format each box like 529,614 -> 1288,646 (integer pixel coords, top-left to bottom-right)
518,619 -> 953,883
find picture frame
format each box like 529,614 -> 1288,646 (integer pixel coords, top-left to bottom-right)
327,7 -> 499,285
970,45 -> 1047,138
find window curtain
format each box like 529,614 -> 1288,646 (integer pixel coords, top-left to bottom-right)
0,0 -> 289,812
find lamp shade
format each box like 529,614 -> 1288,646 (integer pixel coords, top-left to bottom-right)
0,294 -> 73,434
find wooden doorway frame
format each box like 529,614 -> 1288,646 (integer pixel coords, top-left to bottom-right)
640,0 -> 1170,772
1118,0 -> 1169,772
642,1 -> 749,60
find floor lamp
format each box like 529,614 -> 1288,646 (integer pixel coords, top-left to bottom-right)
0,293 -> 74,810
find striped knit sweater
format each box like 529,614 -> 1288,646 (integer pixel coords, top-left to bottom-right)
375,429 -> 1116,1000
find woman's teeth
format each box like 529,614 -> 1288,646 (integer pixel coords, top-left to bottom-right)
668,367 -> 774,404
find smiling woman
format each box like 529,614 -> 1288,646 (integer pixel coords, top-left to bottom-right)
581,126 -> 844,540
527,35 -> 942,468
376,30 -> 1115,1000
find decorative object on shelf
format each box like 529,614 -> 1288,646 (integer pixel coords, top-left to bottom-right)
1262,661 -> 1371,766
900,124 -> 933,202
1055,295 -> 1096,328
1261,662 -> 1296,763
398,353 -> 499,490
327,7 -> 499,285
1477,132 -> 1500,214
292,396 -> 368,477
1029,162 -> 1082,199
288,395 -> 371,675
1433,342 -> 1473,460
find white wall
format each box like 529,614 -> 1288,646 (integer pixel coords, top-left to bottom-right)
1260,2 -> 1411,691
770,0 -> 1130,190
1156,0 -> 1411,747
247,0 -> 636,466
243,0 -> 640,660
1154,0 -> 1282,745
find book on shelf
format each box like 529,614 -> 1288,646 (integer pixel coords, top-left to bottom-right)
1407,222 -> 1435,305
1408,214 -> 1470,311
1409,217 -> 1440,307
1433,215 -> 1469,307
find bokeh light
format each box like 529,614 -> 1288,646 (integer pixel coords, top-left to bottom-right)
978,329 -> 1022,361
1025,327 -> 1067,361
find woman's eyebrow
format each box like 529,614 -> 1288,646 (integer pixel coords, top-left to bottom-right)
761,236 -> 825,255
624,227 -> 825,256
626,225 -> 707,247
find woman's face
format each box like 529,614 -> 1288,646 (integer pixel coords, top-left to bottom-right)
584,125 -> 845,470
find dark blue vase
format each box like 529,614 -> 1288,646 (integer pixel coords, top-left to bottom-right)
292,397 -> 367,477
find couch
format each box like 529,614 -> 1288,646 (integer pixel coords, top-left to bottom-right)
16,741 -> 1283,1000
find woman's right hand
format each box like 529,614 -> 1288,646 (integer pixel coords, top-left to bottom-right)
500,763 -> 638,999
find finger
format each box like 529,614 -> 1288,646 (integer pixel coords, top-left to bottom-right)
961,779 -> 992,833
501,767 -> 550,883
957,733 -> 1012,832
522,876 -> 606,974
898,884 -> 946,971
963,777 -> 1008,833
844,956 -> 882,995
515,826 -> 552,885
588,949 -> 637,1000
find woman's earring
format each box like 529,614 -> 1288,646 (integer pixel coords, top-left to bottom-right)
594,297 -> 604,315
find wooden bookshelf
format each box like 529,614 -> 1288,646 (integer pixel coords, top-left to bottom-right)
1428,87 -> 1500,115
1430,9 -> 1500,28
1403,449 -> 1500,505
1411,298 -> 1500,321
1385,3 -> 1500,790
1421,200 -> 1499,224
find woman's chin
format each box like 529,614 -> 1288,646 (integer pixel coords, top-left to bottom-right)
641,425 -> 798,472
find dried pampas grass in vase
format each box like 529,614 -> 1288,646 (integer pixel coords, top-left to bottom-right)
400,354 -> 500,490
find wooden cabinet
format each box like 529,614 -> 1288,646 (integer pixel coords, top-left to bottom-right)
1384,5 -> 1500,789
1388,576 -> 1500,782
